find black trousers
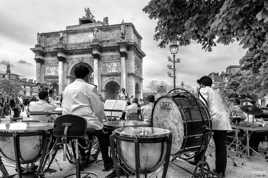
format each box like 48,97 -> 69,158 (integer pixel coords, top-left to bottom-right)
213,130 -> 227,175
79,129 -> 111,167
249,132 -> 265,152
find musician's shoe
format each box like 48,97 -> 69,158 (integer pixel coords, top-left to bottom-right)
212,169 -> 225,178
103,158 -> 113,171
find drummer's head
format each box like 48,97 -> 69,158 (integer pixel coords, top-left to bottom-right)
74,65 -> 90,81
146,95 -> 155,103
197,76 -> 212,88
38,90 -> 49,101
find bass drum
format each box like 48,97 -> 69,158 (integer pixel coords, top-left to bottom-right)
152,88 -> 211,155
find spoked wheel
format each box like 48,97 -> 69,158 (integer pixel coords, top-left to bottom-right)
66,136 -> 100,165
64,171 -> 99,178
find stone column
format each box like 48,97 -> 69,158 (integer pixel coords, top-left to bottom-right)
93,58 -> 99,86
57,52 -> 66,94
34,57 -> 44,83
140,80 -> 143,99
120,45 -> 127,90
92,44 -> 101,91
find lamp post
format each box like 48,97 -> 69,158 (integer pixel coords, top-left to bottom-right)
168,42 -> 179,89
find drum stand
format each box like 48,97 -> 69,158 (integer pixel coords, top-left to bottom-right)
171,132 -> 216,178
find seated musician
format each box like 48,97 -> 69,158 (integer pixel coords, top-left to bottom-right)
61,65 -> 113,171
125,98 -> 141,120
141,95 -> 155,122
28,90 -> 56,122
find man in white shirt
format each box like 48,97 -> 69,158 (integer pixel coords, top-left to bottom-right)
28,91 -> 56,122
125,98 -> 140,120
141,95 -> 155,122
62,65 -> 112,171
197,76 -> 232,178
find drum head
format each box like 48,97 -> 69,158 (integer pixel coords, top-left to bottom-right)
115,127 -> 170,138
152,96 -> 184,154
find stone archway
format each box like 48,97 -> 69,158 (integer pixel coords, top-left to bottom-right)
69,62 -> 93,83
105,81 -> 120,99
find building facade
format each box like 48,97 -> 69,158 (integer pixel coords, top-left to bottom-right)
31,9 -> 145,99
0,63 -> 38,96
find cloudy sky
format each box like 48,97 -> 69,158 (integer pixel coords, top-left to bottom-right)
0,0 -> 246,90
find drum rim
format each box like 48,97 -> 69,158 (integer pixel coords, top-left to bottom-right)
0,122 -> 53,133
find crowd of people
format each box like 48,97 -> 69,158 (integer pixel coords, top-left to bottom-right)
0,93 -> 35,119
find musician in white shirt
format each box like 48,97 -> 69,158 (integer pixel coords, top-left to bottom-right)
61,65 -> 112,171
28,91 -> 56,122
197,76 -> 232,178
141,95 -> 155,122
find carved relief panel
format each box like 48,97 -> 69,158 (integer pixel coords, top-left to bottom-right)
102,62 -> 120,73
45,60 -> 58,76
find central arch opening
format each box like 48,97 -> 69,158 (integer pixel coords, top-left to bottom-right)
105,81 -> 120,99
70,62 -> 93,83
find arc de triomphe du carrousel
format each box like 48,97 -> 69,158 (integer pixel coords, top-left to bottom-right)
31,8 -> 145,99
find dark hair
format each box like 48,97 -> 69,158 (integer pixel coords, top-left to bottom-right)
74,65 -> 90,79
38,90 -> 49,100
197,76 -> 212,87
146,95 -> 155,103
132,98 -> 138,104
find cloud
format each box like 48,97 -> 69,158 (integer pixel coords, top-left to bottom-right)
17,59 -> 32,66
0,13 -> 35,45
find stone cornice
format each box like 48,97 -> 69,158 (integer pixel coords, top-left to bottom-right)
31,45 -> 45,55
101,73 -> 121,77
38,23 -> 142,39
34,41 -> 145,58
34,56 -> 45,64
128,72 -> 143,80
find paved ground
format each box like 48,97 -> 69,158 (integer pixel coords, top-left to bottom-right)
2,144 -> 268,178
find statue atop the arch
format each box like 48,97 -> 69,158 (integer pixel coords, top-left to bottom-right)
79,8 -> 96,24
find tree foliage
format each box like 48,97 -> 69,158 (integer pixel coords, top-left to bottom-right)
144,0 -> 268,95
0,79 -> 22,95
143,0 -> 268,50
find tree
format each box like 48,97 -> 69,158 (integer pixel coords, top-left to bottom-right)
147,80 -> 171,93
0,79 -> 22,95
143,0 -> 267,51
143,0 -> 268,95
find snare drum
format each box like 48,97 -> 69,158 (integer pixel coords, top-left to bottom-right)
0,122 -> 53,176
110,127 -> 172,177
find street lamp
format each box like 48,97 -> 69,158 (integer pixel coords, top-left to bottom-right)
169,42 -> 179,89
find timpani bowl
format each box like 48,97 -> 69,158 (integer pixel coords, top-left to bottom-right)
112,127 -> 171,173
0,122 -> 53,164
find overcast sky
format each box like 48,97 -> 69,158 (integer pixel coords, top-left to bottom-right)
0,0 -> 246,90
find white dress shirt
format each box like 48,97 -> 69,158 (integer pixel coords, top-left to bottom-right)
29,100 -> 56,122
62,79 -> 105,130
141,103 -> 154,122
199,86 -> 232,131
